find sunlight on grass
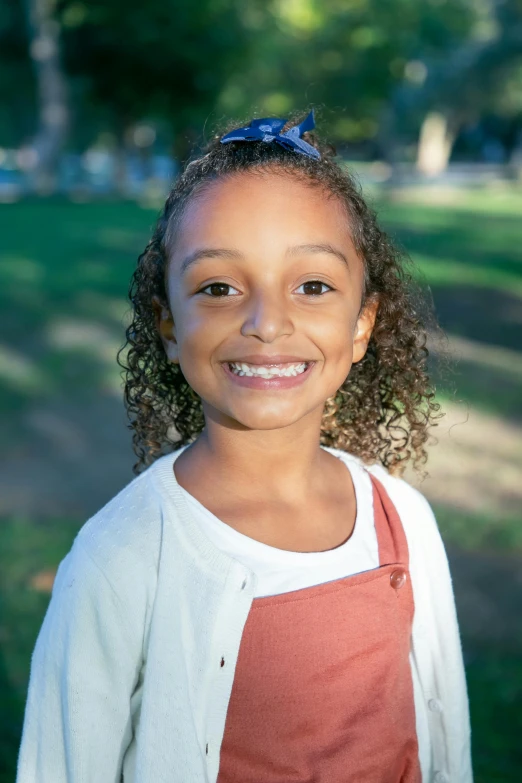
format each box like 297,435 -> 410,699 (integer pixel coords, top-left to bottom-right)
438,335 -> 522,380
0,256 -> 44,286
413,254 -> 522,296
46,317 -> 123,361
0,344 -> 52,394
383,184 -> 522,217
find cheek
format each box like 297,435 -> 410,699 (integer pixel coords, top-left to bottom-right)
312,306 -> 356,361
173,296 -> 211,344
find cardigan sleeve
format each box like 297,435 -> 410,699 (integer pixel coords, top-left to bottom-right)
16,538 -> 143,783
366,463 -> 473,783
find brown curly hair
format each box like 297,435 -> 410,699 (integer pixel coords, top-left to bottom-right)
118,110 -> 444,476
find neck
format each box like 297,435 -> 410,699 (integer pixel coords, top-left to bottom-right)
181,408 -> 329,504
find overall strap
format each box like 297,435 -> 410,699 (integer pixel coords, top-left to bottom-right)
367,472 -> 410,568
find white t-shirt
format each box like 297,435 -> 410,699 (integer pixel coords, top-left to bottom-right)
178,455 -> 379,598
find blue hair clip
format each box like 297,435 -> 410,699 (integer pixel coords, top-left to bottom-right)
220,109 -> 320,160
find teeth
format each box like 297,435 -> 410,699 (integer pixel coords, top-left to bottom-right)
229,362 -> 309,378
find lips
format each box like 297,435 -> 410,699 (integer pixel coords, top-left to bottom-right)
222,359 -> 315,389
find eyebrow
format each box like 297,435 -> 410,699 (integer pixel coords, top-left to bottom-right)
178,248 -> 243,276
287,243 -> 348,267
178,242 -> 348,276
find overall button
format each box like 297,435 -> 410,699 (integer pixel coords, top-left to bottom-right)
428,698 -> 444,713
390,569 -> 407,589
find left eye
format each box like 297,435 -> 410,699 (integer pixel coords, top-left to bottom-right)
199,282 -> 241,297
295,281 -> 333,296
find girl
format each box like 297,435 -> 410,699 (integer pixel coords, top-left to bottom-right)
17,110 -> 472,783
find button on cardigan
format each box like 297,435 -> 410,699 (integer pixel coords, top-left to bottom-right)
16,446 -> 473,783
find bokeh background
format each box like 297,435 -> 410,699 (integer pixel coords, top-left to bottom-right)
1,1 -> 522,780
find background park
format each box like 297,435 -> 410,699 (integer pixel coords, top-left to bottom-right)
1,0 -> 522,780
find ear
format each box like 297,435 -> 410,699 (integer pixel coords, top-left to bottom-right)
352,296 -> 379,364
152,295 -> 179,364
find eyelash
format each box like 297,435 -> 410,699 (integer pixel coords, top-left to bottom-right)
197,280 -> 335,297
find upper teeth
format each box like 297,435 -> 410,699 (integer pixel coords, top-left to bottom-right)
229,362 -> 308,378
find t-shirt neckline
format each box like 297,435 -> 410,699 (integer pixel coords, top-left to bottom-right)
164,445 -> 374,565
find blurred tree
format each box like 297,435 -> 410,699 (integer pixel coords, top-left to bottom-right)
0,0 -> 35,147
414,0 -> 522,173
215,0 -> 477,164
2,0 -> 521,177
55,0 -> 258,160
25,0 -> 69,191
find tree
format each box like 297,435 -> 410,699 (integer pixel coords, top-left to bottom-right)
414,0 -> 522,173
55,0 -> 258,160
25,0 -> 69,191
0,0 -> 36,147
212,0 -> 477,160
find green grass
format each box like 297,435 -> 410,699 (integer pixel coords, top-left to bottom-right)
378,197 -> 522,295
1,191 -> 520,429
1,189 -> 521,780
467,649 -> 522,781
434,504 -> 522,552
0,199 -> 155,449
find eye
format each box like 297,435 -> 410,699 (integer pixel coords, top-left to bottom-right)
198,282 -> 241,297
295,280 -> 334,296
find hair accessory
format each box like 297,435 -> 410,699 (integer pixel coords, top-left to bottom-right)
220,109 -> 320,160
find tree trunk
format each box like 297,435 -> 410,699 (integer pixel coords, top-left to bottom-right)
416,112 -> 455,177
25,0 -> 69,194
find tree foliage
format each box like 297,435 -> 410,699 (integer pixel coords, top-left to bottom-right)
1,0 -> 521,158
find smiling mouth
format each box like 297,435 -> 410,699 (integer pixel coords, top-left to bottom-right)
227,361 -> 312,378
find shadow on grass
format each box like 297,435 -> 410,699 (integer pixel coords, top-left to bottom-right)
447,546 -> 522,781
466,647 -> 522,782
432,348 -> 522,423
430,284 -> 522,353
0,641 -> 22,783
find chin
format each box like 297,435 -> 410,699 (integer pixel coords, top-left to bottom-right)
228,405 -> 309,432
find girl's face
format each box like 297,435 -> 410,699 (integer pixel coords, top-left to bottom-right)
155,171 -> 378,433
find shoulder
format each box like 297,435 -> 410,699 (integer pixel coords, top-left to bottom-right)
331,447 -> 442,545
44,452 -> 183,658
362,461 -> 452,577
69,450 -> 181,595
364,462 -> 436,526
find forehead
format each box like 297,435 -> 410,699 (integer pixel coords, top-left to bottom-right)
171,170 -> 357,263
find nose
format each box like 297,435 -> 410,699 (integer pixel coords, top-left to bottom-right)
240,288 -> 294,342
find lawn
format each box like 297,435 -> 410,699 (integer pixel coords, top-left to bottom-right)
1,187 -> 521,781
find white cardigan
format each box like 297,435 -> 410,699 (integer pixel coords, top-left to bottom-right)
16,446 -> 473,783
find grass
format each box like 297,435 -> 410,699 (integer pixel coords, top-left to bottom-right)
434,504 -> 522,552
466,650 -> 522,781
1,187 -> 521,780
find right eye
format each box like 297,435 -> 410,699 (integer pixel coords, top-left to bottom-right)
198,282 -> 241,297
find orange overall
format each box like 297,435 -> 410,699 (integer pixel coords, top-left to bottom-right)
217,474 -> 421,783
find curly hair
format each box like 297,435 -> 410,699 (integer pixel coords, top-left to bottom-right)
118,110 -> 444,476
